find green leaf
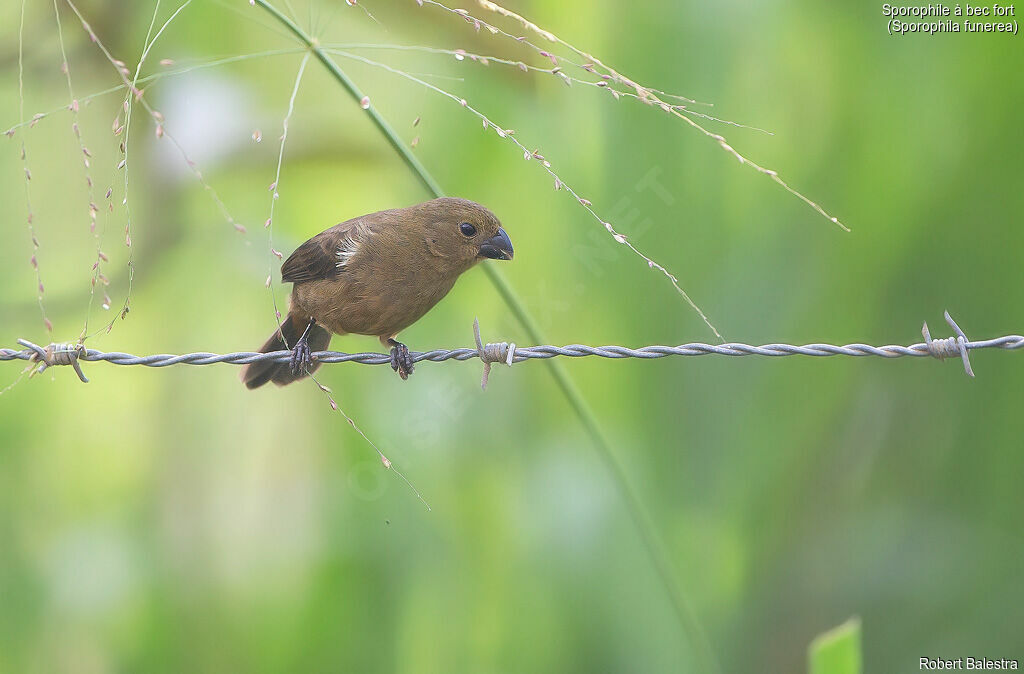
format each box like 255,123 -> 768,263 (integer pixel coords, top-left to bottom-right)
808,617 -> 862,674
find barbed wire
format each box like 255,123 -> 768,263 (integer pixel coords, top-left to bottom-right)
2,313 -> 1021,388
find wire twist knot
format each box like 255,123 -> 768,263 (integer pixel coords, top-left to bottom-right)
17,339 -> 90,383
922,310 -> 974,377
473,318 -> 515,390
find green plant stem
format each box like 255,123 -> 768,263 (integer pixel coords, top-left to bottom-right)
253,2 -> 718,670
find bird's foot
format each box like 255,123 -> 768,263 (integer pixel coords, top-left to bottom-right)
388,339 -> 414,380
289,320 -> 316,376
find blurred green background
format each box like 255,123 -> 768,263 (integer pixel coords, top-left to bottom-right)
1,0 -> 1022,671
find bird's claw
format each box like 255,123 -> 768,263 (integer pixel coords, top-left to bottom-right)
389,340 -> 414,380
290,334 -> 314,376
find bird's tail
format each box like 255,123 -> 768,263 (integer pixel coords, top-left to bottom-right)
241,311 -> 331,389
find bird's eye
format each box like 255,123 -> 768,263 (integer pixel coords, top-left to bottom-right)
459,222 -> 477,237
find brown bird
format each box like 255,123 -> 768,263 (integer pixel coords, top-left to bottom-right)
241,197 -> 513,389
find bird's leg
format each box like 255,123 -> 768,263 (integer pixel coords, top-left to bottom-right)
289,317 -> 317,376
387,338 -> 414,380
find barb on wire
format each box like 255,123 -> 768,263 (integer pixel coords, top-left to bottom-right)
2,314 -> 1019,384
474,317 -> 515,390
14,339 -> 89,382
923,310 -> 975,377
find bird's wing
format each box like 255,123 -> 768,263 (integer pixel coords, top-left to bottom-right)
281,219 -> 370,283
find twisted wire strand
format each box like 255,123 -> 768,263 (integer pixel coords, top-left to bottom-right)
3,335 -> 1022,368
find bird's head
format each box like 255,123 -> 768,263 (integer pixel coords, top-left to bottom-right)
417,197 -> 514,271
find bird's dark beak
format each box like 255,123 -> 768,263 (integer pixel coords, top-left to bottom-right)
478,227 -> 514,260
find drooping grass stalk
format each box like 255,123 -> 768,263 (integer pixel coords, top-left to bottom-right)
17,0 -> 52,333
67,0 -> 246,340
252,1 -> 719,670
456,0 -> 848,232
53,0 -> 109,338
